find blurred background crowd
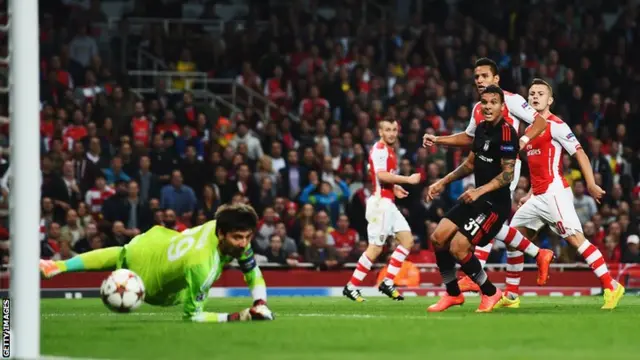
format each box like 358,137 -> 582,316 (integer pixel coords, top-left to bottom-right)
0,0 -> 639,269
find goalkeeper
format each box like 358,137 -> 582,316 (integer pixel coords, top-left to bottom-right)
40,204 -> 273,323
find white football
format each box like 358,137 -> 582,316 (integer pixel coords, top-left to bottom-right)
100,269 -> 145,313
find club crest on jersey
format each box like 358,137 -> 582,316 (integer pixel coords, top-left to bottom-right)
483,140 -> 490,151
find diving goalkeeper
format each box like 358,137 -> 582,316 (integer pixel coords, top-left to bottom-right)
40,203 -> 273,323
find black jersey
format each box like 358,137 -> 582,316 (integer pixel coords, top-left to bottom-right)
471,118 -> 519,205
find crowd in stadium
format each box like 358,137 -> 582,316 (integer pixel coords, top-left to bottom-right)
1,0 -> 640,268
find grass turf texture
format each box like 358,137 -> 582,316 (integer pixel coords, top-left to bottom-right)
42,296 -> 640,360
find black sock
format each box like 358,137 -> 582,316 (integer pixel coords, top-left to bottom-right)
460,255 -> 497,296
435,250 -> 461,296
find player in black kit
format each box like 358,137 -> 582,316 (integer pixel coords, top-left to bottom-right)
425,85 -> 518,313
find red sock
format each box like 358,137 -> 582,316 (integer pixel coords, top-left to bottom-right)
383,245 -> 410,283
505,251 -> 524,296
349,254 -> 373,287
474,240 -> 493,267
577,241 -> 615,290
499,226 -> 539,257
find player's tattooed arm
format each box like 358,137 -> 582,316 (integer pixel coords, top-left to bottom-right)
440,152 -> 475,186
476,158 -> 515,195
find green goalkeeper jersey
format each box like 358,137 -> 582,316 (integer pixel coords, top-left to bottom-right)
121,220 -> 266,322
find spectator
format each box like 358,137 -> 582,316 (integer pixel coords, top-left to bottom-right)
60,208 -> 85,248
273,221 -> 298,255
331,214 -> 358,256
194,184 -> 220,223
265,234 -> 297,267
230,122 -> 263,161
255,207 -> 279,253
300,179 -> 350,225
69,25 -> 98,67
135,156 -> 160,205
51,239 -> 77,261
573,180 -> 598,225
623,235 -> 640,263
84,175 -> 115,217
304,229 -> 339,270
102,155 -> 131,186
160,170 -> 197,220
163,209 -> 187,232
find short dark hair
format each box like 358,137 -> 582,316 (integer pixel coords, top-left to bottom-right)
482,85 -> 505,103
215,203 -> 259,235
475,57 -> 499,76
377,117 -> 397,129
530,78 -> 554,96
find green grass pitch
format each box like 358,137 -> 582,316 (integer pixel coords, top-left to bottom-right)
42,296 -> 640,360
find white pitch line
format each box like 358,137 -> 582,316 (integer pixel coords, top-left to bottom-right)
42,312 -> 463,320
40,356 -> 109,360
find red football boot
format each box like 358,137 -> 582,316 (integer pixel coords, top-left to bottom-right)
427,294 -> 465,312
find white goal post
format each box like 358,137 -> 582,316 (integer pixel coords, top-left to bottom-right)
5,0 -> 41,358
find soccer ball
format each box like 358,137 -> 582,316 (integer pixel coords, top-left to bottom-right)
100,269 -> 145,313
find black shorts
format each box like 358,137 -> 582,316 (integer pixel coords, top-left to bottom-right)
444,199 -> 510,247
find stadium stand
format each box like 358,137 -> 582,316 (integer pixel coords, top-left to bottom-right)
0,0 -> 639,271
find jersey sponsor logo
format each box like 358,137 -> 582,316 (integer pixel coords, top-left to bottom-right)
566,132 -> 576,140
500,145 -> 515,152
527,149 -> 542,156
483,140 -> 490,151
478,154 -> 494,163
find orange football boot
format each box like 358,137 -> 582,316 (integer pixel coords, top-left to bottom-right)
427,294 -> 465,312
536,249 -> 555,285
458,275 -> 480,293
476,288 -> 503,313
40,259 -> 63,279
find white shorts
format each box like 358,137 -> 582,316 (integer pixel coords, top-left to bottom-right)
365,196 -> 410,246
510,187 -> 582,238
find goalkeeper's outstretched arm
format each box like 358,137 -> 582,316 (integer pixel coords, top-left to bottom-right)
237,247 -> 267,305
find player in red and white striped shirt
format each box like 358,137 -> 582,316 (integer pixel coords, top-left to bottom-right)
508,79 -> 625,309
84,175 -> 115,216
343,118 -> 422,302
423,58 -> 553,306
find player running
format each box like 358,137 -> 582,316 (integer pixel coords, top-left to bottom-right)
40,204 -> 274,322
343,117 -> 422,302
426,86 -> 522,312
506,78 -> 624,309
423,58 -> 553,306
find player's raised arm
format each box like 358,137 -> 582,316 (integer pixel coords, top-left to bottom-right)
426,152 -> 475,201
504,92 -> 547,149
423,131 -> 474,148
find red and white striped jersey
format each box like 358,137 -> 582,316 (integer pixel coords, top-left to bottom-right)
466,91 -> 538,137
525,113 -> 582,195
368,141 -> 397,201
85,186 -> 115,214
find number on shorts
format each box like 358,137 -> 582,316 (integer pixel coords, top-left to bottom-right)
556,221 -> 566,235
464,218 -> 480,236
167,236 -> 195,262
